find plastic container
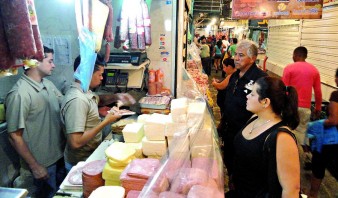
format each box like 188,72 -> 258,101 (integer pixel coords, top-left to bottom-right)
148,70 -> 156,83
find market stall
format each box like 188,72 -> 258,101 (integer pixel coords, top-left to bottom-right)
57,65 -> 224,198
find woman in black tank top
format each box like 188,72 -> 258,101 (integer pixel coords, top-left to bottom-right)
230,76 -> 301,197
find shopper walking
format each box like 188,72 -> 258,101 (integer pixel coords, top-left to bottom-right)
199,35 -> 211,75
282,46 -> 322,167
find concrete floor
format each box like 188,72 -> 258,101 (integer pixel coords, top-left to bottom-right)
208,67 -> 338,197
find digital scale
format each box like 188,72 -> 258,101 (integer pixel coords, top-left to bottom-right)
105,60 -> 150,89
105,70 -> 129,87
107,52 -> 148,66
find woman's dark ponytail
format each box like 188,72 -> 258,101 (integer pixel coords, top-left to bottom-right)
281,86 -> 299,129
256,77 -> 299,129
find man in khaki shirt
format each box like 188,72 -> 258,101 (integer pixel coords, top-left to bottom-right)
61,56 -> 134,172
6,46 -> 66,198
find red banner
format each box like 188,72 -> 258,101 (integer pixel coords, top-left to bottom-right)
232,0 -> 323,19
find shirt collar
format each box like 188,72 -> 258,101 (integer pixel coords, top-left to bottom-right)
21,74 -> 45,92
71,82 -> 98,101
235,63 -> 259,81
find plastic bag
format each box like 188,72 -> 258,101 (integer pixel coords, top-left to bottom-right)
74,27 -> 97,92
139,66 -> 224,197
74,0 -> 97,92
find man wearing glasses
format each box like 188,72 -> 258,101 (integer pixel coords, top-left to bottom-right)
219,40 -> 267,189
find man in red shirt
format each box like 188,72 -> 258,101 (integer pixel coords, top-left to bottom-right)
282,46 -> 322,167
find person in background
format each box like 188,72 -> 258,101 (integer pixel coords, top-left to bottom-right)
61,56 -> 135,172
199,35 -> 211,76
5,46 -> 66,198
282,46 -> 322,168
232,76 -> 300,197
228,38 -> 238,57
212,58 -> 236,116
194,33 -> 200,47
219,40 -> 267,183
307,68 -> 338,198
221,35 -> 230,52
213,40 -> 223,73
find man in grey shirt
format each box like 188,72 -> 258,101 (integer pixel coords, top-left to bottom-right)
5,46 -> 66,198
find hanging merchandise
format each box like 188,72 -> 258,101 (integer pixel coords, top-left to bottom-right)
117,0 -> 152,50
136,0 -> 146,50
0,8 -> 15,70
0,0 -> 36,59
128,0 -> 138,50
0,0 -> 45,70
100,0 -> 114,62
27,0 -> 44,61
141,0 -> 151,46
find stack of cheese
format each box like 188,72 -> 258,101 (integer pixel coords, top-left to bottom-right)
120,158 -> 164,194
170,98 -> 188,123
187,102 -> 206,127
102,142 -> 136,186
166,98 -> 190,157
142,113 -> 171,158
165,116 -> 188,148
122,123 -> 144,158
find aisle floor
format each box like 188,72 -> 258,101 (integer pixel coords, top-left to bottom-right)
207,67 -> 338,197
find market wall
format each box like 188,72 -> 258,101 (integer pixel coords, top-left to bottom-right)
0,0 -> 176,99
266,5 -> 338,102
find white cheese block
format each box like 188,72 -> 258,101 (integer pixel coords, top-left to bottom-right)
137,114 -> 151,123
168,132 -> 190,156
190,128 -> 213,147
165,121 -> 188,137
191,145 -> 213,158
125,142 -> 144,158
170,98 -> 188,115
89,186 -> 125,198
187,102 -> 206,127
144,113 -> 170,141
122,123 -> 144,143
170,98 -> 188,123
142,137 -> 167,157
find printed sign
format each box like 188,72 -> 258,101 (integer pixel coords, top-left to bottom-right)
232,0 -> 323,19
160,51 -> 169,62
159,33 -> 166,49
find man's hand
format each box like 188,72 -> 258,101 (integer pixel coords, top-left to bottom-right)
98,106 -> 111,117
116,93 -> 136,106
313,109 -> 321,120
30,163 -> 49,180
104,112 -> 122,123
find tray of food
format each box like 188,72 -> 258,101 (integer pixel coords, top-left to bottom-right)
60,161 -> 86,190
139,96 -> 171,110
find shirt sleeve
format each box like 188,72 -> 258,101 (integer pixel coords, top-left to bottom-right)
281,67 -> 290,86
313,72 -> 322,111
5,91 -> 30,133
62,97 -> 89,134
